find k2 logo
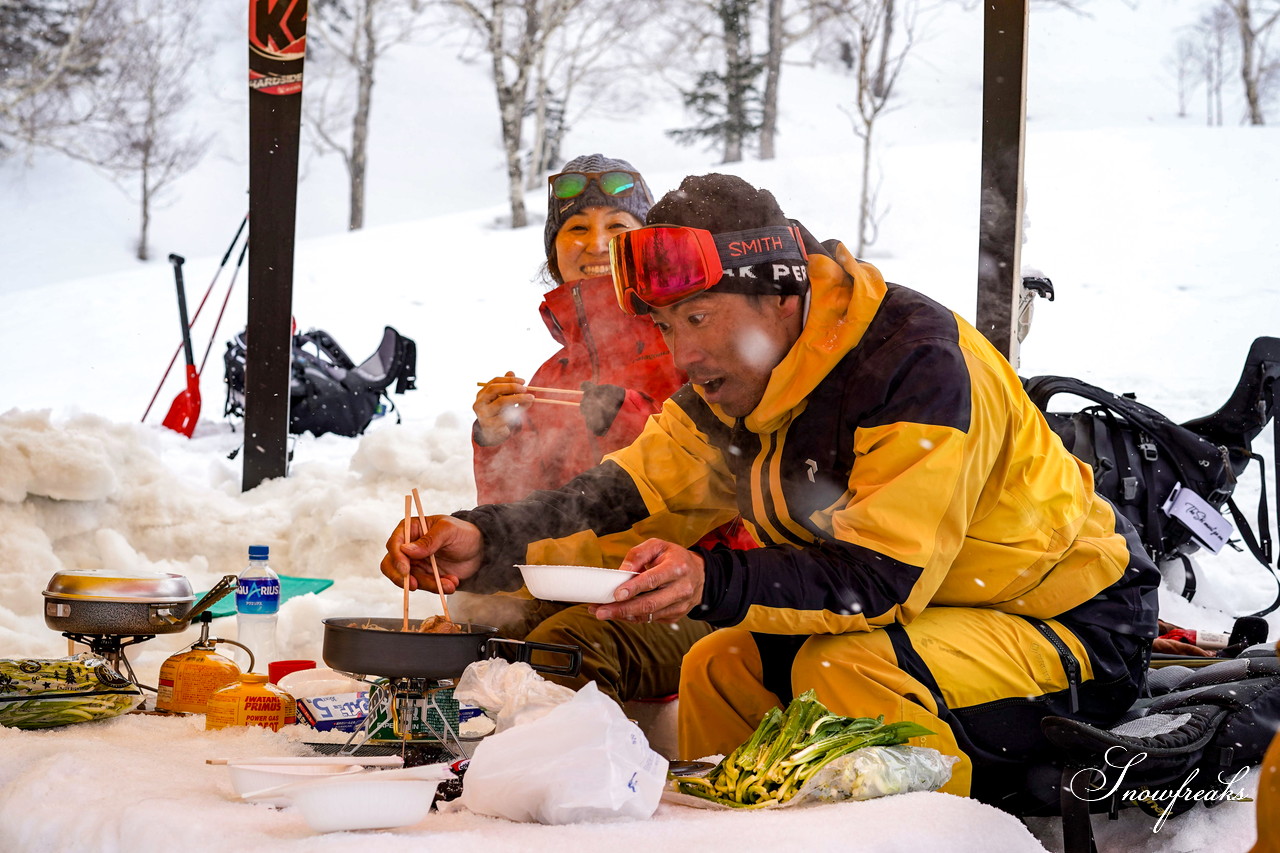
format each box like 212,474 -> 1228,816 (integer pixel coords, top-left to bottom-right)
804,459 -> 817,482
251,0 -> 308,60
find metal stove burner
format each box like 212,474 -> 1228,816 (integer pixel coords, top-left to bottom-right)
61,632 -> 155,694
331,672 -> 469,761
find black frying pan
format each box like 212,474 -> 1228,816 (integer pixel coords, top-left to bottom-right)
322,617 -> 582,680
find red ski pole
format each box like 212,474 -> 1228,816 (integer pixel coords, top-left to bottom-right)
141,214 -> 248,422
198,238 -> 250,376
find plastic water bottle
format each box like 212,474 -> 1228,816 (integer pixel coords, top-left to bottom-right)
234,545 -> 280,673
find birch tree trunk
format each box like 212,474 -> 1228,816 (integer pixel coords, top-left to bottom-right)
723,8 -> 745,163
759,0 -> 782,159
348,1 -> 376,230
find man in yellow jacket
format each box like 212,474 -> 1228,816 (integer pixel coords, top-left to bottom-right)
383,174 -> 1159,809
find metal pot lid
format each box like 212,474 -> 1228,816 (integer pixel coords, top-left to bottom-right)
42,569 -> 195,604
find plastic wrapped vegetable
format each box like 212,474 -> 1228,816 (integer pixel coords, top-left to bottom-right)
0,654 -> 143,730
673,689 -> 951,809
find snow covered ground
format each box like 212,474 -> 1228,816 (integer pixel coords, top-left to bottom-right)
1,1 -> 1277,851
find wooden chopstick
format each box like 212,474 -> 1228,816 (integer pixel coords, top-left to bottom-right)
206,756 -> 404,766
532,398 -> 580,407
402,495 -> 412,632
528,385 -> 584,397
412,488 -> 453,624
474,381 -> 584,397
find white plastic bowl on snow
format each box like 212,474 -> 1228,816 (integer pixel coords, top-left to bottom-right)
516,564 -> 639,604
288,776 -> 443,832
227,762 -> 367,806
239,763 -> 455,833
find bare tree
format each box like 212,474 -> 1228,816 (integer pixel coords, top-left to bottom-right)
870,0 -> 895,95
830,0 -> 916,255
446,0 -> 589,228
305,0 -> 428,230
46,0 -> 210,260
1168,35 -> 1201,117
760,0 -> 785,159
0,0 -> 128,154
524,0 -> 649,188
759,0 -> 827,159
1197,5 -> 1234,125
1221,0 -> 1280,125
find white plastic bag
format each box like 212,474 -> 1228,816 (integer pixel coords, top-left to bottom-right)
460,682 -> 667,824
453,657 -> 575,732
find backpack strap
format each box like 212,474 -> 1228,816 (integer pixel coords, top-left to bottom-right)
1059,765 -> 1099,853
1170,553 -> 1198,602
1220,422 -> 1280,617
394,335 -> 417,394
298,328 -> 357,370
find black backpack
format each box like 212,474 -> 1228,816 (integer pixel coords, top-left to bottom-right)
223,325 -> 417,438
1024,336 -> 1280,617
1026,654 -> 1280,853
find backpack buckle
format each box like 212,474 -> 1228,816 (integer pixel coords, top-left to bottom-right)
1122,476 -> 1139,502
1139,434 -> 1159,461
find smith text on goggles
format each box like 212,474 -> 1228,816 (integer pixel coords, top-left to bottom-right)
609,224 -> 807,315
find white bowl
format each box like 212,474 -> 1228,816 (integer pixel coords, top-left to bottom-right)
290,777 -> 442,832
516,564 -> 639,604
228,762 -> 366,806
242,764 -> 455,833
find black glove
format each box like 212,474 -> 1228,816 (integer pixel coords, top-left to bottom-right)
579,382 -> 626,436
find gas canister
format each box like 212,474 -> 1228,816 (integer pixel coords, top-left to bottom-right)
156,645 -> 241,714
156,612 -> 247,714
205,673 -> 296,731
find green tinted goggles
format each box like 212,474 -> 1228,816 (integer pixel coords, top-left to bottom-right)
549,170 -> 642,200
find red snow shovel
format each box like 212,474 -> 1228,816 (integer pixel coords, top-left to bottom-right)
162,253 -> 201,437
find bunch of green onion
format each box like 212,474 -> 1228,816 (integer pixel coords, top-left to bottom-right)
675,689 -> 933,808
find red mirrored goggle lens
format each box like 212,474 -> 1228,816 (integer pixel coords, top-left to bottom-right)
610,226 -> 723,315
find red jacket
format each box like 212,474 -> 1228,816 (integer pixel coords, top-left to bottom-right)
473,275 -> 684,504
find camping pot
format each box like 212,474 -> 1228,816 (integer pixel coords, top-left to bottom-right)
43,570 -> 238,636
322,617 -> 582,680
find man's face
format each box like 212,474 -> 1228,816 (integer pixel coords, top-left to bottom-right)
649,291 -> 801,417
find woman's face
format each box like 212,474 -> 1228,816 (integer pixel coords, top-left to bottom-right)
554,207 -> 644,283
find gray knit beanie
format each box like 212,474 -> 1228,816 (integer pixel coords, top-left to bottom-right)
543,153 -> 654,259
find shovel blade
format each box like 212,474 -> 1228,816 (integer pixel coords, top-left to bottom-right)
162,365 -> 201,438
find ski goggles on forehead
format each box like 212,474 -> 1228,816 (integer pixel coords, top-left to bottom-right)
548,170 -> 643,200
609,223 -> 808,315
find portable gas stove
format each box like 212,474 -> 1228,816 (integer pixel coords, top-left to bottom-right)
43,570 -> 239,708
60,632 -> 156,692
317,616 -> 582,765
318,674 -> 470,764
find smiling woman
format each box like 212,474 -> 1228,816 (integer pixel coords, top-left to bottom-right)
458,153 -> 756,710
469,153 -> 673,496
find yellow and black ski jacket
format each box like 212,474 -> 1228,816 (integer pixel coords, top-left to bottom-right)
456,241 -> 1158,639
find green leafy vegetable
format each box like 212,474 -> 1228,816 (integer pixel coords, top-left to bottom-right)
0,655 -> 142,730
675,689 -> 933,808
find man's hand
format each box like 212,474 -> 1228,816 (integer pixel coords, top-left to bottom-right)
473,372 -> 533,445
1152,637 -> 1214,657
380,514 -> 485,595
588,539 -> 705,624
